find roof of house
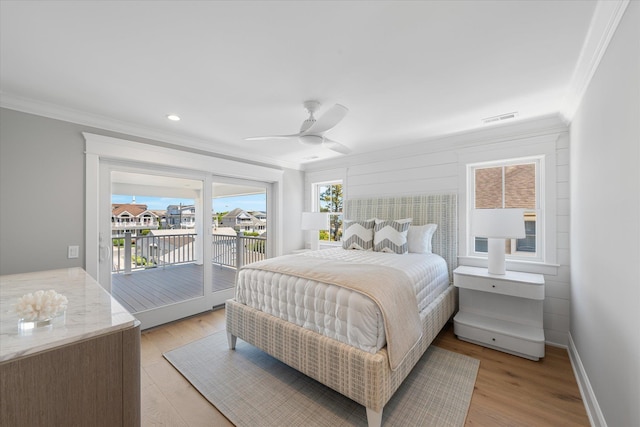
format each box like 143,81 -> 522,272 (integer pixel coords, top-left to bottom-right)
222,208 -> 250,219
222,208 -> 266,228
213,227 -> 239,236
112,204 -> 152,217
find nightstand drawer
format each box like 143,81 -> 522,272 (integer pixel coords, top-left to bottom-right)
454,312 -> 545,360
455,274 -> 543,299
453,266 -> 544,300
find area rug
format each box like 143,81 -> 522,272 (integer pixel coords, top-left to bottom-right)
164,331 -> 479,426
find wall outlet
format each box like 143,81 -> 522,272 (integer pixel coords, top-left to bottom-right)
68,245 -> 79,259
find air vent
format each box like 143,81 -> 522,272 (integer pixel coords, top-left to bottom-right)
482,112 -> 518,124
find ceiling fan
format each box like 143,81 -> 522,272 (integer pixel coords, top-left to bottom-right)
245,100 -> 351,154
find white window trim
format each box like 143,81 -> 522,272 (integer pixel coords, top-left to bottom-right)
305,168 -> 347,249
312,179 -> 343,246
467,156 -> 544,262
457,134 -> 558,275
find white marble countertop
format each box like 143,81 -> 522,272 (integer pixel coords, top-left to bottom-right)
0,267 -> 137,362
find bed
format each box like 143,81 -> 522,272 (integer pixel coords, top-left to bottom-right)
225,194 -> 457,427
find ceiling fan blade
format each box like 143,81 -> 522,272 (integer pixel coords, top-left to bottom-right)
323,138 -> 351,155
244,133 -> 301,141
302,104 -> 348,135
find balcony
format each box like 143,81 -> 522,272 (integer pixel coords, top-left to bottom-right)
111,232 -> 265,313
112,220 -> 160,233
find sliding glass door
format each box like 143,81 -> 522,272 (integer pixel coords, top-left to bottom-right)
97,164 -> 272,329
211,178 -> 268,301
85,132 -> 283,330
105,167 -> 211,328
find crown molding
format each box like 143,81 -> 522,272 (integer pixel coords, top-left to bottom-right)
561,0 -> 630,121
304,113 -> 568,172
0,92 -> 303,171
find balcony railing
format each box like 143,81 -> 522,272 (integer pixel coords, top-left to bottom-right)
112,220 -> 159,228
111,232 -> 266,274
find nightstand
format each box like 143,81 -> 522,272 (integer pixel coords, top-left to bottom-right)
453,265 -> 545,361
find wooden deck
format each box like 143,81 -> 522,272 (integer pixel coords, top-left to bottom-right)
111,263 -> 236,314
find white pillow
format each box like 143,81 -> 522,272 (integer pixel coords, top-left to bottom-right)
407,224 -> 438,253
373,218 -> 412,254
342,219 -> 375,250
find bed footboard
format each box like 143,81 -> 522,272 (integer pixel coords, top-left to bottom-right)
225,284 -> 456,420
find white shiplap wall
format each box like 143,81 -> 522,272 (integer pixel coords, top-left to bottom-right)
305,114 -> 571,346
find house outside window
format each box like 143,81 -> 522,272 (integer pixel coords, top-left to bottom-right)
470,157 -> 541,261
316,181 -> 343,243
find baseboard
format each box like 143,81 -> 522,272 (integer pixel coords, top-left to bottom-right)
544,340 -> 567,349
567,333 -> 607,427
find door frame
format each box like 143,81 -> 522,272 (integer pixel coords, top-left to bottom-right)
104,162 -> 212,329
84,133 -> 283,328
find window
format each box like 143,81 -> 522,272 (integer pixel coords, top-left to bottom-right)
470,158 -> 542,261
316,181 -> 343,243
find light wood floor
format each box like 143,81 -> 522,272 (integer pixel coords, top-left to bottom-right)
141,310 -> 590,427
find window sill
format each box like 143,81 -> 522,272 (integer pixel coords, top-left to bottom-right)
458,256 -> 560,276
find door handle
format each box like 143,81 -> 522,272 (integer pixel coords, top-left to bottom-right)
99,233 -> 111,262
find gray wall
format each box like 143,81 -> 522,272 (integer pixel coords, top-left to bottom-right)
570,3 -> 639,426
0,108 -> 305,275
1,109 -> 86,274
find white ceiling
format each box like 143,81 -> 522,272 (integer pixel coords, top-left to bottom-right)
0,1 -> 598,169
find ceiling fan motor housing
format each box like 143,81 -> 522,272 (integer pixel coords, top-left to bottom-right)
298,134 -> 324,146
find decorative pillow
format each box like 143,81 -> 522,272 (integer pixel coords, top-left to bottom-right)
373,218 -> 412,254
342,219 -> 375,250
407,224 -> 438,253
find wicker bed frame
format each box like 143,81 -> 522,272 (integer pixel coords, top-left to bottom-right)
226,194 -> 458,427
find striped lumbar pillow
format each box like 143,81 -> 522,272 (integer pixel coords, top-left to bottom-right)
374,218 -> 412,254
342,219 -> 375,250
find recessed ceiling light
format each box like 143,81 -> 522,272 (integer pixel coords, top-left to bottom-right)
167,114 -> 181,121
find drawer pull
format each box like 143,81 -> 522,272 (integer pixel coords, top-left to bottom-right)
492,338 -> 496,341
492,285 -> 496,288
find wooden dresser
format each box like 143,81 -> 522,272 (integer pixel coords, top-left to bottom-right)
0,268 -> 140,426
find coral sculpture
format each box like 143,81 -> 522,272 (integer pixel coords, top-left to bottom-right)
15,290 -> 68,321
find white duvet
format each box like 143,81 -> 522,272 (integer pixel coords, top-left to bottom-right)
234,247 -> 450,354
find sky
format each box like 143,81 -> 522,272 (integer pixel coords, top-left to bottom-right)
112,194 -> 266,213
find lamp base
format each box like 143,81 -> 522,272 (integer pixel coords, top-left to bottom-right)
487,238 -> 506,275
309,231 -> 320,251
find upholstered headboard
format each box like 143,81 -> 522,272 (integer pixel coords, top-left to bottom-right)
344,194 -> 458,282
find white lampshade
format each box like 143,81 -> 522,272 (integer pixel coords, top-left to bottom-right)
301,212 -> 328,231
473,209 -> 526,239
472,209 -> 525,275
301,212 -> 328,252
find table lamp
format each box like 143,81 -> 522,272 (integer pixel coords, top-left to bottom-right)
473,208 -> 525,275
301,212 -> 328,251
